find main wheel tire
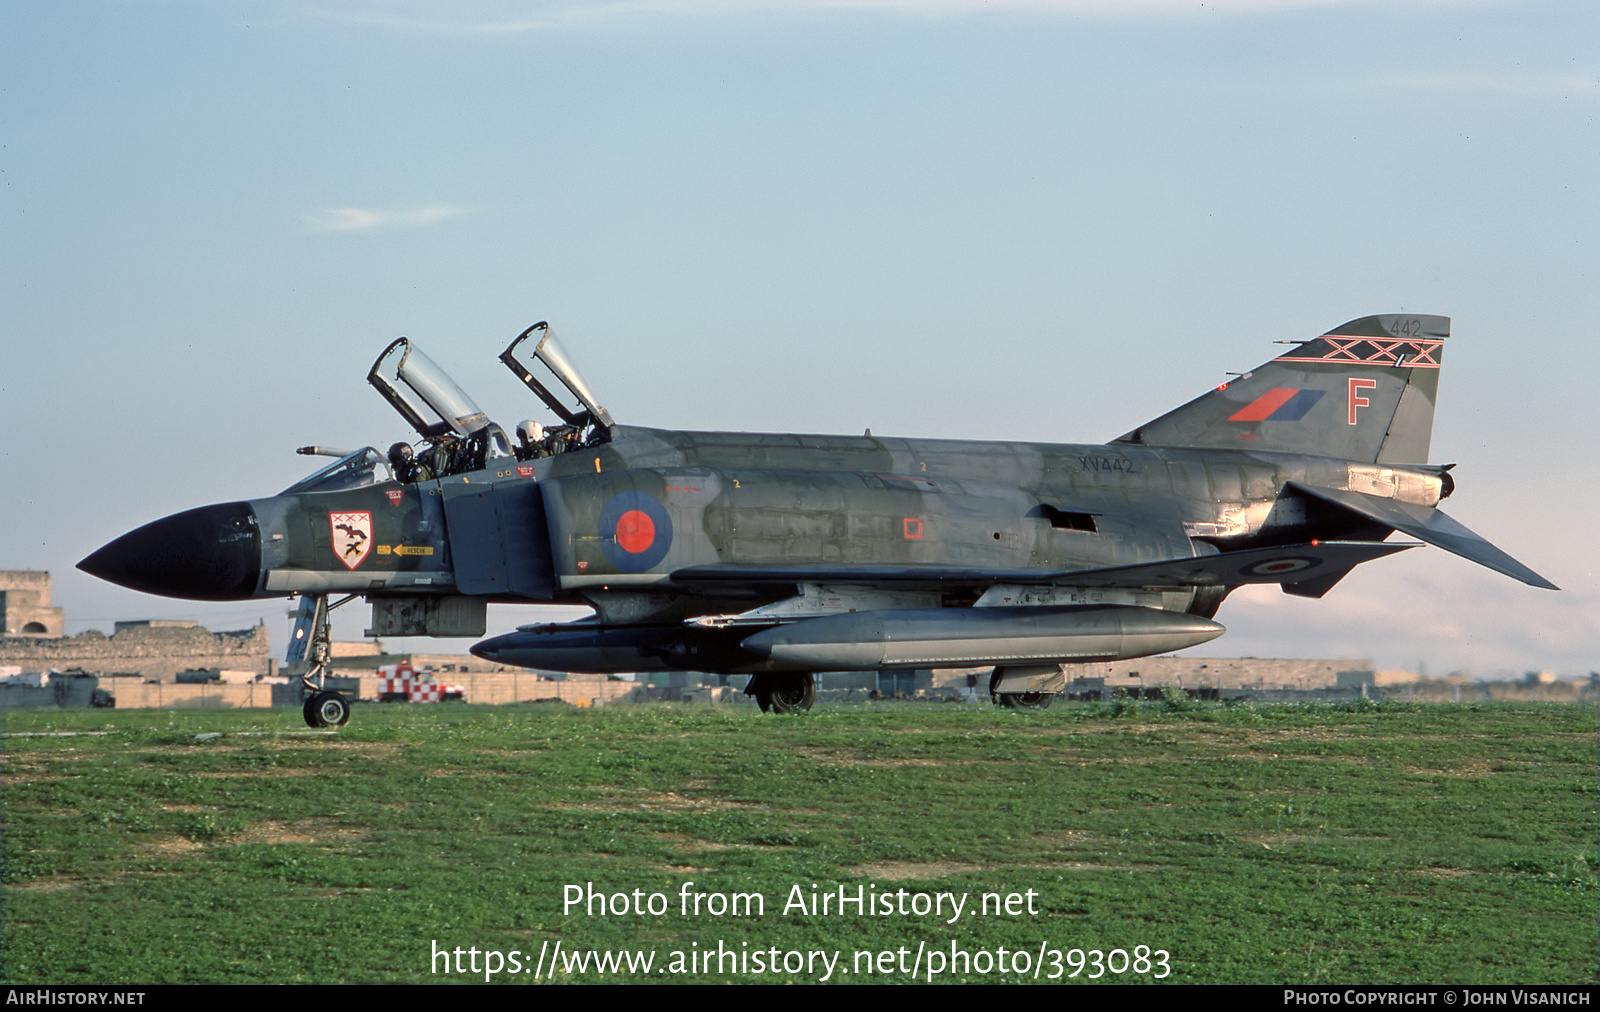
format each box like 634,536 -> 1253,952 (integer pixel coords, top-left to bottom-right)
303,691 -> 350,728
757,673 -> 816,714
997,692 -> 1054,711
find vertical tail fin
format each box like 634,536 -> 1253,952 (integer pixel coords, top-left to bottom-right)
1112,314 -> 1448,464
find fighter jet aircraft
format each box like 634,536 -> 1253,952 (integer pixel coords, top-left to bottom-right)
79,315 -> 1555,726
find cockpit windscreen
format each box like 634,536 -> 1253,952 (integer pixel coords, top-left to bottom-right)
281,448 -> 393,495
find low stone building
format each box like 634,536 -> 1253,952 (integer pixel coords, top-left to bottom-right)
929,656 -> 1376,697
0,616 -> 271,682
1080,656 -> 1375,692
325,650 -> 636,707
0,571 -> 65,637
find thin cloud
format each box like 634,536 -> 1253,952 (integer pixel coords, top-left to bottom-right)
304,204 -> 469,233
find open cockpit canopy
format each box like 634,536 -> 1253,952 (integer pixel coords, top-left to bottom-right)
500,322 -> 613,436
368,338 -> 492,440
359,325 -> 611,479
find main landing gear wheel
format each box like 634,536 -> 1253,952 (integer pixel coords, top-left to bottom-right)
996,692 -> 1054,711
756,673 -> 816,714
304,691 -> 350,728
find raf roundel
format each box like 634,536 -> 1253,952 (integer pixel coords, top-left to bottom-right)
1239,556 -> 1320,578
598,491 -> 673,573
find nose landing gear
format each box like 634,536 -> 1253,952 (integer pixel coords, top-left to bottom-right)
304,690 -> 351,727
289,593 -> 356,728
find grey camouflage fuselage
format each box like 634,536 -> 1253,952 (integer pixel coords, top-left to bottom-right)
79,313 -> 1553,701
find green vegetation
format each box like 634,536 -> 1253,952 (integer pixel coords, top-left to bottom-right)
2,700 -> 1594,983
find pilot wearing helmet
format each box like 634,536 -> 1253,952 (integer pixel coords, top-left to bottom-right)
388,442 -> 434,483
515,420 -> 545,461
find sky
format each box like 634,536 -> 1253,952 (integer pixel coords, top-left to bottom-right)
2,0 -> 1596,678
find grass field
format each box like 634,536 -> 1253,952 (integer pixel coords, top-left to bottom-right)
2,699 -> 1594,984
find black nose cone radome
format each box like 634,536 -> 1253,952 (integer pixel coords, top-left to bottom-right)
78,502 -> 262,601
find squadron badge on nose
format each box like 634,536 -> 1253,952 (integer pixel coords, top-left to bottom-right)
330,511 -> 373,570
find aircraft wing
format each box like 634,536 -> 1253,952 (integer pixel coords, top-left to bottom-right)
1286,483 -> 1558,590
670,540 -> 1414,591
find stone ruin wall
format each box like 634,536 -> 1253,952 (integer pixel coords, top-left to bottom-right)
1069,656 -> 1373,691
0,570 -> 66,637
0,624 -> 271,682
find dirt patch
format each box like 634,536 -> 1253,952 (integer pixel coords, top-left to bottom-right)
649,832 -> 798,856
1030,830 -> 1113,847
1403,758 -> 1495,778
10,875 -> 94,892
159,740 -> 405,758
847,861 -> 982,880
188,768 -> 322,779
1405,867 -> 1476,878
654,833 -> 732,853
229,819 -> 366,846
199,740 -> 406,755
1211,751 -> 1373,766
1240,833 -> 1322,848
1002,724 -> 1161,736
142,836 -> 204,857
1016,861 -> 1146,872
290,741 -> 406,757
793,746 -> 967,768
555,789 -> 760,814
1162,726 -> 1398,746
0,757 -> 67,785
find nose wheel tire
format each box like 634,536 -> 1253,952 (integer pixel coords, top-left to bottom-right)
304,691 -> 350,728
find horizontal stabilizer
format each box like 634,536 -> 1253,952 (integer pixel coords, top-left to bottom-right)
1287,483 -> 1558,590
671,541 -> 1413,591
